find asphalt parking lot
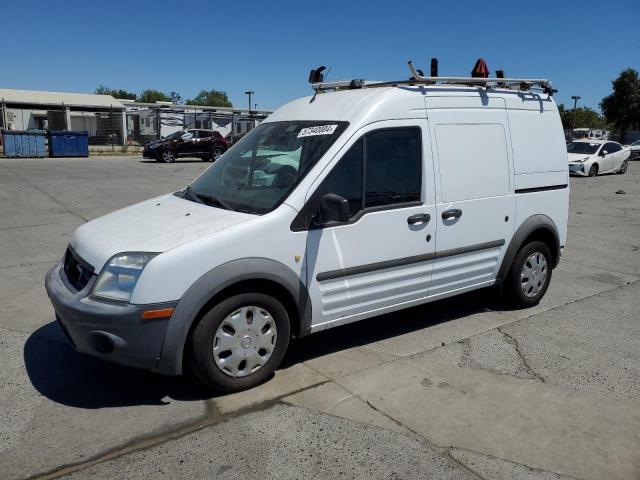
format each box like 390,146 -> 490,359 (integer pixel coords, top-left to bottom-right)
1,156 -> 639,480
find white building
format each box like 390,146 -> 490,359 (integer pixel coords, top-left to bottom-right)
0,88 -> 126,144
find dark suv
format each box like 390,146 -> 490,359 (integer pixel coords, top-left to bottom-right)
143,129 -> 228,163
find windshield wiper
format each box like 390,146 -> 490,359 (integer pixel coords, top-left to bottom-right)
195,193 -> 232,211
176,185 -> 205,205
177,187 -> 233,211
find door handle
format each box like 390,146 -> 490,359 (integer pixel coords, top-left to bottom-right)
442,208 -> 462,220
407,213 -> 431,225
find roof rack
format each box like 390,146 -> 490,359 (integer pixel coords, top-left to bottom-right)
311,61 -> 556,96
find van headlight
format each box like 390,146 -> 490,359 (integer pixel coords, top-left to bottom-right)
92,252 -> 158,302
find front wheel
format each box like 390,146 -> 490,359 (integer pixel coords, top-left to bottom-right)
160,149 -> 176,163
618,160 -> 628,174
588,163 -> 599,177
188,293 -> 290,392
503,241 -> 553,308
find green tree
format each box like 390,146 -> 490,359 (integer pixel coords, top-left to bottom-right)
186,89 -> 233,107
600,68 -> 640,141
557,104 -> 608,130
138,89 -> 172,103
95,85 -> 137,100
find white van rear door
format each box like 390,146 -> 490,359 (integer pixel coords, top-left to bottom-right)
426,96 -> 515,297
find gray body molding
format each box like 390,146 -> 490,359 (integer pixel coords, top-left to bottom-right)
153,257 -> 312,375
496,214 -> 561,284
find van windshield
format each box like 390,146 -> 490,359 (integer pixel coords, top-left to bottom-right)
185,121 -> 348,214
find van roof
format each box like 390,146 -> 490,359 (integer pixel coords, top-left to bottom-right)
267,85 -> 557,126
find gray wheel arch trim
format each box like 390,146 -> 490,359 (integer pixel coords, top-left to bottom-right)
496,214 -> 561,285
153,257 -> 311,375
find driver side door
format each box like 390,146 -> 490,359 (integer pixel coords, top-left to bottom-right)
301,120 -> 437,330
599,142 -> 615,172
177,131 -> 197,156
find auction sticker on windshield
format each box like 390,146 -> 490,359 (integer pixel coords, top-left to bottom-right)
297,124 -> 338,138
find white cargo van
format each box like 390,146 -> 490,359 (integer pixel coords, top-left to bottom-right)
46,63 -> 569,391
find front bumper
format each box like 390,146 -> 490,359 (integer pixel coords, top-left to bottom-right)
45,262 -> 177,371
142,148 -> 158,159
568,163 -> 587,176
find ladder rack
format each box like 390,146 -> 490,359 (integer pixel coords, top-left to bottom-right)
311,61 -> 555,96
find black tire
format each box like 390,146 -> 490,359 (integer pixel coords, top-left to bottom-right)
503,240 -> 553,308
188,293 -> 290,392
211,146 -> 225,162
160,149 -> 176,163
618,160 -> 628,174
588,163 -> 598,177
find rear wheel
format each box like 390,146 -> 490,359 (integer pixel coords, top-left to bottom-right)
188,293 -> 290,392
503,241 -> 552,307
588,163 -> 599,177
160,149 -> 176,163
618,160 -> 628,174
211,146 -> 225,161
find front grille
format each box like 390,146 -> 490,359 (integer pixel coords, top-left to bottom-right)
63,248 -> 94,291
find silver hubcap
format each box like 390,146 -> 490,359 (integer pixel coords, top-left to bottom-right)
213,306 -> 277,378
213,149 -> 222,159
520,252 -> 548,298
163,151 -> 174,161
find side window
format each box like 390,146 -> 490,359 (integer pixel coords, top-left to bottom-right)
180,131 -> 194,141
309,139 -> 364,221
364,128 -> 421,208
297,127 -> 422,229
607,142 -> 621,153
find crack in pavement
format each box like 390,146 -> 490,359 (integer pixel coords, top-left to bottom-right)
497,327 -> 546,383
0,260 -> 58,270
409,277 -> 640,363
362,399 -> 485,479
0,222 -> 63,232
442,447 -> 488,480
447,446 -> 584,480
25,380 -> 332,480
563,259 -> 640,278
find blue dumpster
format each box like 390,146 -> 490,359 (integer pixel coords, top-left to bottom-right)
48,131 -> 89,157
1,130 -> 47,157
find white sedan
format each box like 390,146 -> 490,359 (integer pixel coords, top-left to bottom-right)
567,140 -> 630,177
627,140 -> 640,159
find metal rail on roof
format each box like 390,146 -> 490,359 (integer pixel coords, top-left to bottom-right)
311,61 -> 555,96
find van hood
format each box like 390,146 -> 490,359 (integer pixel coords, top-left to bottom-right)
70,193 -> 255,271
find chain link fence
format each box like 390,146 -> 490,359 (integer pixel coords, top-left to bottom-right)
125,107 -> 268,146
2,105 -> 125,146
2,103 -> 269,148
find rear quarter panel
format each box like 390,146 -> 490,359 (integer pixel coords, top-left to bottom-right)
506,95 -> 569,248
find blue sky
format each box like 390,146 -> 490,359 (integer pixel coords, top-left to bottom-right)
2,0 -> 639,111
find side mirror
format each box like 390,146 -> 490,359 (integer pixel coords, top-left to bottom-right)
319,193 -> 349,224
600,150 -> 608,157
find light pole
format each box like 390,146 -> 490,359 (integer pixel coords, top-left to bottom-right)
245,91 -> 254,112
571,95 -> 581,140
